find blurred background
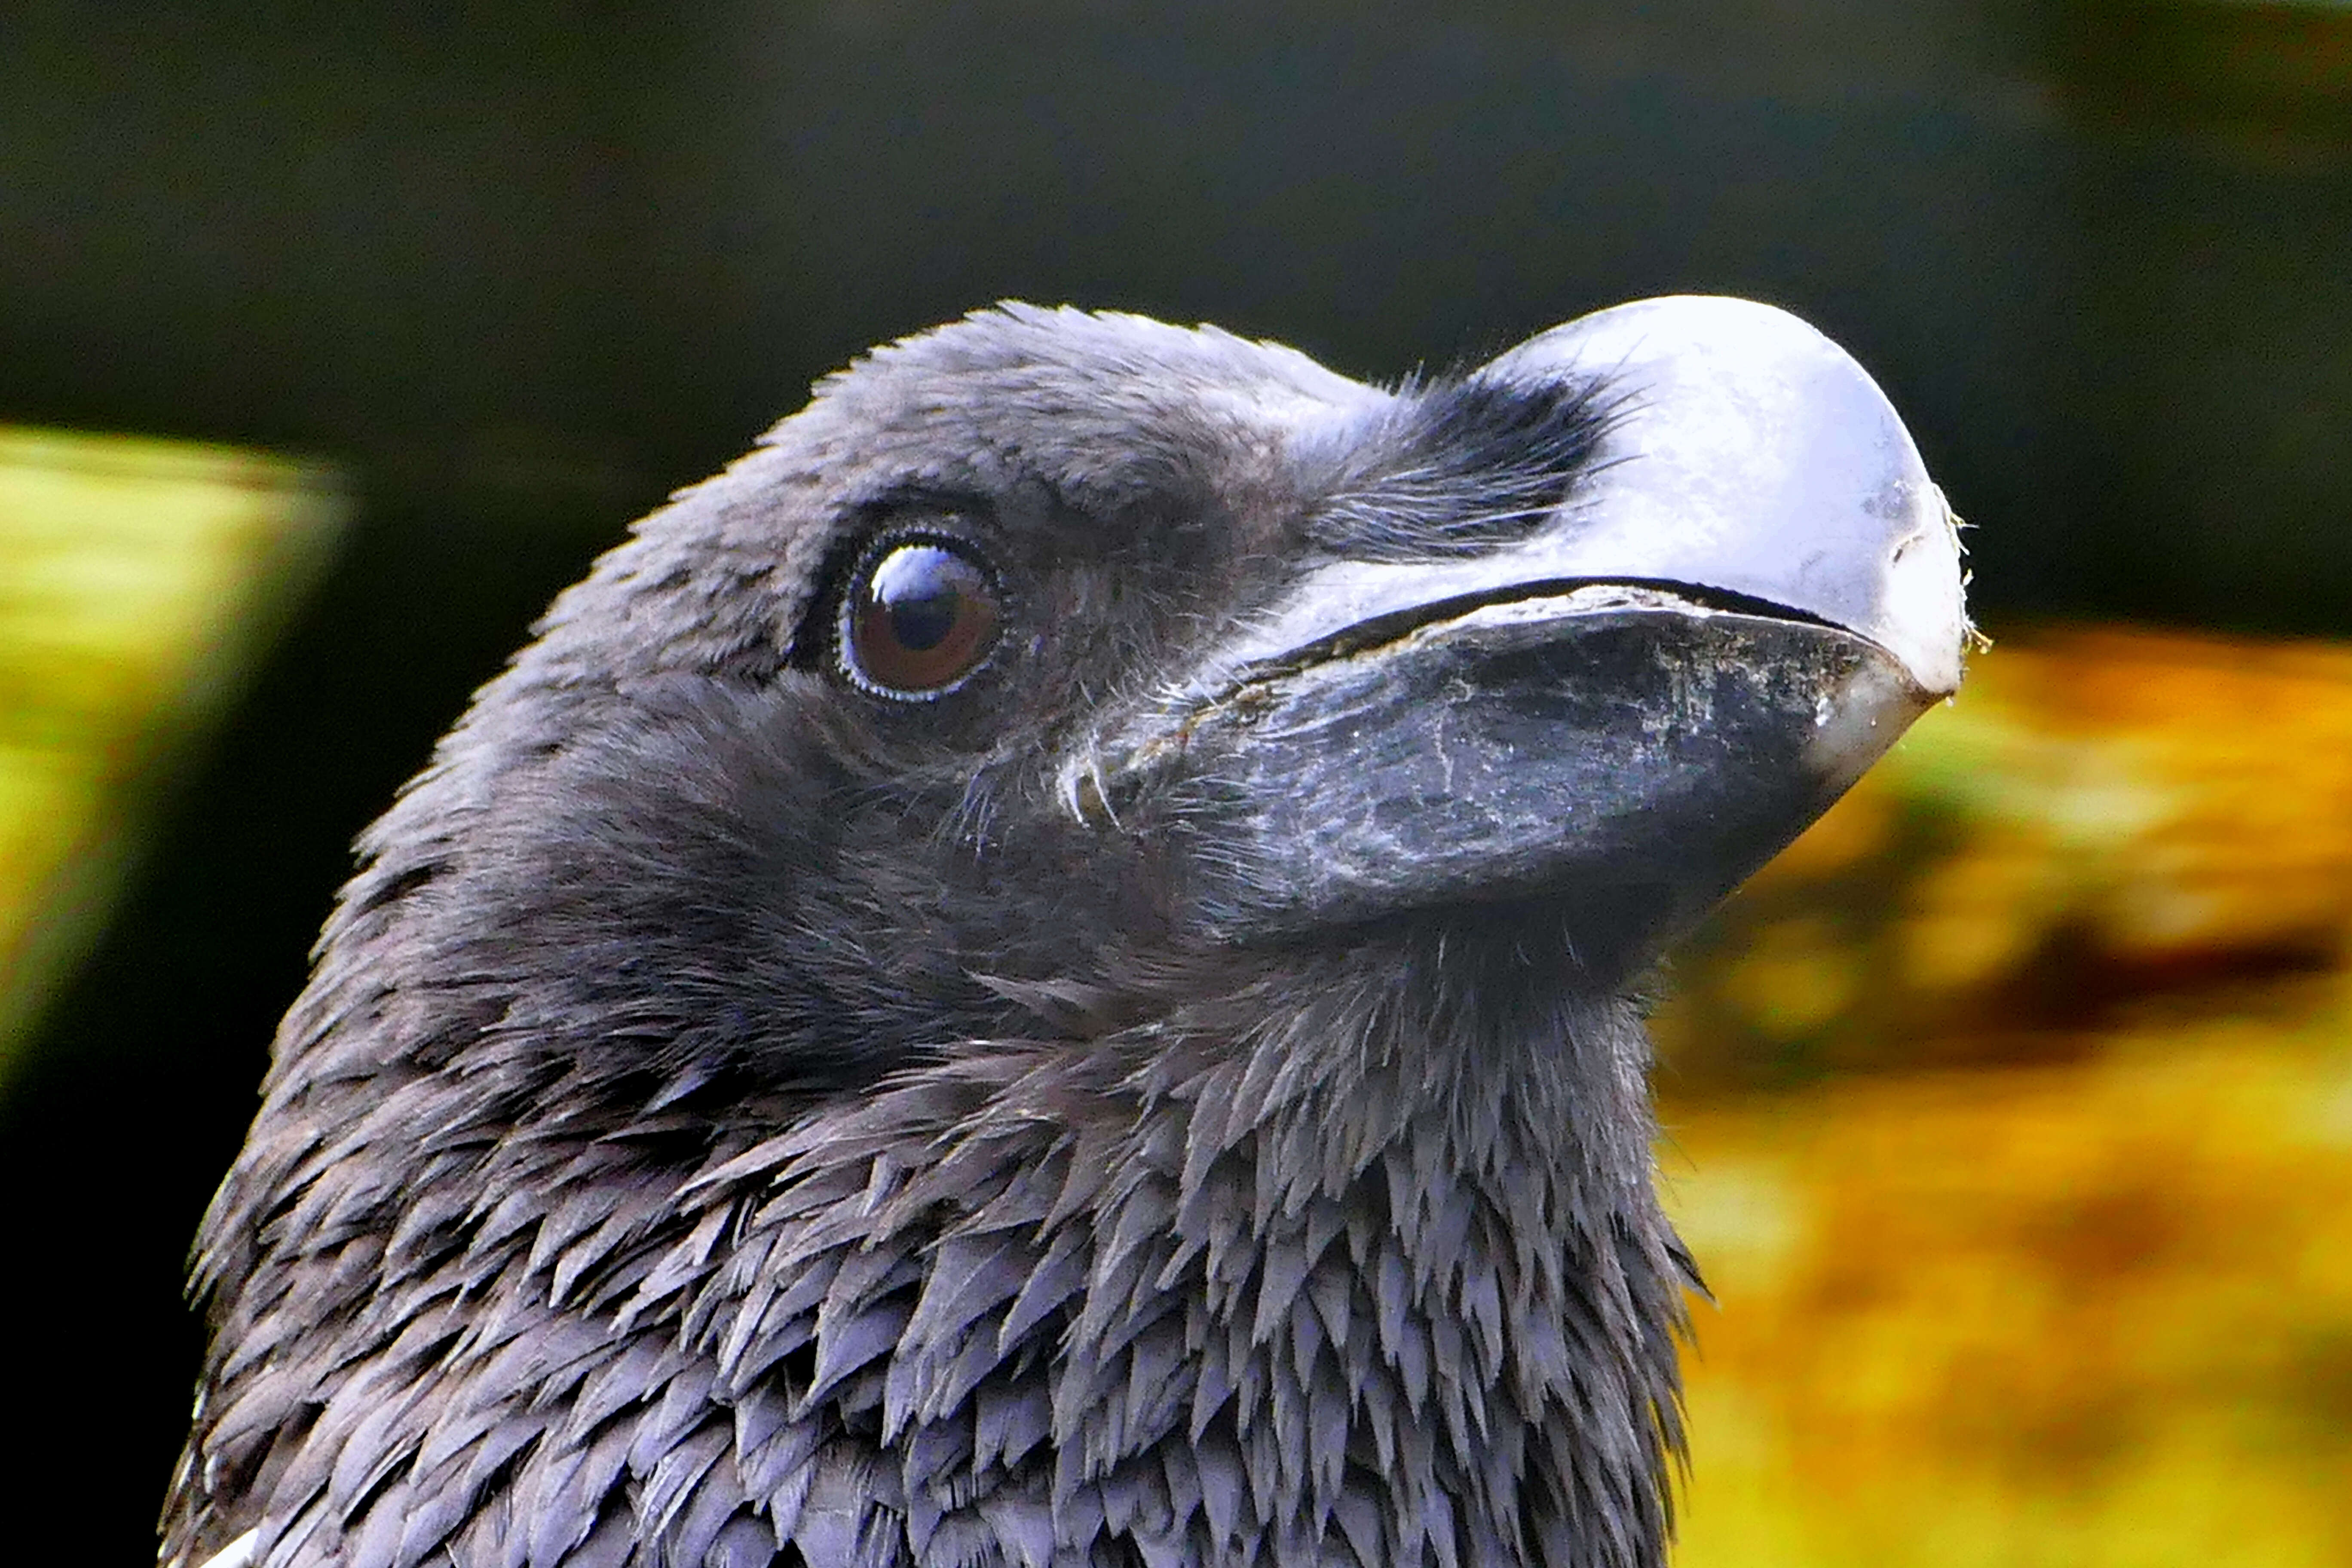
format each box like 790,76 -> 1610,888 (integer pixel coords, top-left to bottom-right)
3,0 -> 2349,1560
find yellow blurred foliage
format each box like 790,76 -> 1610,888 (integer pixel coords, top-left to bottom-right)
1661,627 -> 2352,1566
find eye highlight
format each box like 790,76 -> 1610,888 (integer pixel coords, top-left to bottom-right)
839,537 -> 1004,698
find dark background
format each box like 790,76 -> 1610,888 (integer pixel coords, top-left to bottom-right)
2,0 -> 2347,1553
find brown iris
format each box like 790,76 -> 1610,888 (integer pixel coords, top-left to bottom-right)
842,539 -> 1002,696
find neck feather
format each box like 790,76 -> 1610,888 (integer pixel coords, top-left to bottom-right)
174,945 -> 1693,1568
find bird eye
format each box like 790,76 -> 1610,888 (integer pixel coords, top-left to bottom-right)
840,538 -> 1003,697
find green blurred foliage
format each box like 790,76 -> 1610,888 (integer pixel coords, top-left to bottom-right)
0,429 -> 339,1081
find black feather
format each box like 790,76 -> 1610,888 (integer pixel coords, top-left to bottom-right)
164,307 -> 1703,1568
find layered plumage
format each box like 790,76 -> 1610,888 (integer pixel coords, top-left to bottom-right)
164,301 -> 1965,1568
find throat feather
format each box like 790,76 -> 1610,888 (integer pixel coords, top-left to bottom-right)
662,997 -> 1691,1566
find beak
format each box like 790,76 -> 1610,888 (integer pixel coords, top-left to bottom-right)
1097,296 -> 1970,976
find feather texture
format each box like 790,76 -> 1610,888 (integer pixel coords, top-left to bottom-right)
162,306 -> 1720,1568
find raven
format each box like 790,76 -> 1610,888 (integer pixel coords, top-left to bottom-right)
164,297 -> 1966,1568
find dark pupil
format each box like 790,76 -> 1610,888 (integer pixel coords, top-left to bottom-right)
874,550 -> 961,650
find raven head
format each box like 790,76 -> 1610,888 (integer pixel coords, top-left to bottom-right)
320,297 -> 1961,1104
170,297 -> 1966,1568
